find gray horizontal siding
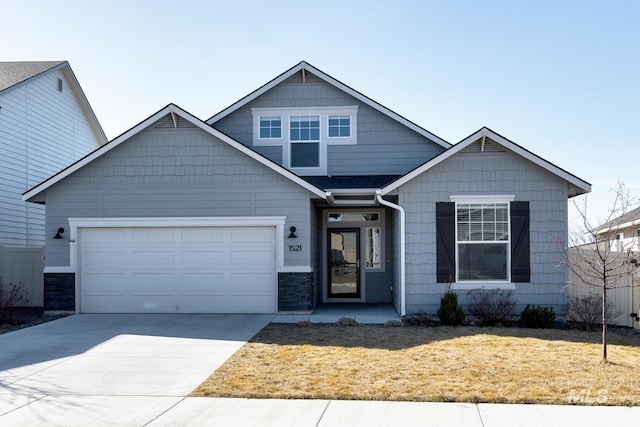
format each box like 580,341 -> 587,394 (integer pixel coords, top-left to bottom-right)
45,127 -> 313,267
400,150 -> 569,315
212,77 -> 445,177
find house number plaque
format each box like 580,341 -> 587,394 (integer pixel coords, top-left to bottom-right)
288,245 -> 302,252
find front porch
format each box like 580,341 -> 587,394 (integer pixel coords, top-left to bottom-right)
272,303 -> 400,325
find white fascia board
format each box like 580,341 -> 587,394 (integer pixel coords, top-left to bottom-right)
381,127 -> 591,197
207,61 -> 451,149
23,104 -> 327,202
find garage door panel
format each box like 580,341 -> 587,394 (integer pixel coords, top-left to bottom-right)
231,228 -> 274,244
181,273 -> 224,290
180,228 -> 223,243
131,273 -> 175,290
230,272 -> 274,291
230,249 -> 275,266
83,250 -> 128,267
130,294 -> 176,312
181,250 -> 224,265
82,229 -> 126,245
180,294 -> 225,312
132,228 -> 175,244
132,250 -> 175,266
82,273 -> 127,291
229,294 -> 275,313
82,294 -> 127,313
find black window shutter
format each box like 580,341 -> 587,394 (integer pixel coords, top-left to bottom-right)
436,202 -> 456,283
510,201 -> 530,282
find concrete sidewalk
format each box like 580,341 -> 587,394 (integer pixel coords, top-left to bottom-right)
2,396 -> 637,426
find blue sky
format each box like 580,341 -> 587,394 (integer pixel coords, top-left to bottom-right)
3,0 -> 638,228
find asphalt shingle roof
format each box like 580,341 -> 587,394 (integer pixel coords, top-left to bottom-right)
0,61 -> 65,92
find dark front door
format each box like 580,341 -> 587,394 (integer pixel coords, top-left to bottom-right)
328,228 -> 360,298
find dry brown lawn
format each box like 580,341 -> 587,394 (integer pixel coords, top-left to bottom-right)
191,324 -> 640,405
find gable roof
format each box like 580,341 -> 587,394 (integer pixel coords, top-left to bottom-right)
22,103 -> 327,203
381,127 -> 591,197
0,61 -> 107,143
206,61 -> 451,149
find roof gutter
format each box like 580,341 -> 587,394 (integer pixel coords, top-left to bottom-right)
375,190 -> 406,316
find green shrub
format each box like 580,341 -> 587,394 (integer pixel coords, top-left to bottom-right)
467,289 -> 516,327
518,304 -> 556,329
437,290 -> 465,326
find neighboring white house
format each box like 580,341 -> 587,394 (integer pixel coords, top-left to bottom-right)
594,206 -> 640,253
1,61 -> 106,247
0,61 -> 106,305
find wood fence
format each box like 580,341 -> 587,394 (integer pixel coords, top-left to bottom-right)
0,247 -> 45,307
568,248 -> 639,329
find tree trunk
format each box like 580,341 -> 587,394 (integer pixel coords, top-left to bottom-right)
602,283 -> 607,362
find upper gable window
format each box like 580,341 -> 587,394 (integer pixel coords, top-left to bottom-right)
328,115 -> 350,138
252,106 -> 358,175
259,117 -> 281,139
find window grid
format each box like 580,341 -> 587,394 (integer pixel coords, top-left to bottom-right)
328,115 -> 351,138
290,115 -> 320,141
259,117 -> 281,139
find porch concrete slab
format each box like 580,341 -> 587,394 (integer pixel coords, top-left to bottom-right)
309,303 -> 400,324
271,314 -> 311,323
0,395 -> 182,427
318,400 -> 483,427
477,403 -> 640,427
149,397 -> 329,427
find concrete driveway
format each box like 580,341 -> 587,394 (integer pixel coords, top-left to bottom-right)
0,314 -> 273,426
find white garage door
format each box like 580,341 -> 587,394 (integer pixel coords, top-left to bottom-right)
79,226 -> 276,313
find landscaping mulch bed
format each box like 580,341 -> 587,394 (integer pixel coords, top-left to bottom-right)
192,323 -> 640,406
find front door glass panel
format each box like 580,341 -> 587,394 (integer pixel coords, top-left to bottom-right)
328,228 -> 360,298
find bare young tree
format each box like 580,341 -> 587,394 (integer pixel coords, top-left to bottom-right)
564,181 -> 638,362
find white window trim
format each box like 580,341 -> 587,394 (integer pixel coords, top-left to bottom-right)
252,106 -> 358,175
450,195 -> 515,290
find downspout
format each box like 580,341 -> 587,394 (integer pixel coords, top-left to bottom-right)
376,190 -> 406,316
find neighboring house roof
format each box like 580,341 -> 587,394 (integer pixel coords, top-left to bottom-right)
594,205 -> 640,235
0,61 -> 64,91
206,61 -> 451,149
0,61 -> 107,143
22,104 -> 327,203
381,127 -> 591,197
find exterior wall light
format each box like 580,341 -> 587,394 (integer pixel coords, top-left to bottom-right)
288,226 -> 297,238
54,227 -> 65,239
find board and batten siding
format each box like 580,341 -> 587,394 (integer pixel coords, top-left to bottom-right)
0,67 -> 103,247
44,125 -> 314,268
212,74 -> 446,176
399,149 -> 569,314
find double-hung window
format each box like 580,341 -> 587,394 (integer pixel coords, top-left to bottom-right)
456,203 -> 509,281
435,197 -> 530,288
290,115 -> 320,168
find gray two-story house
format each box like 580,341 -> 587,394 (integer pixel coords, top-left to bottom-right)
23,61 -> 590,315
